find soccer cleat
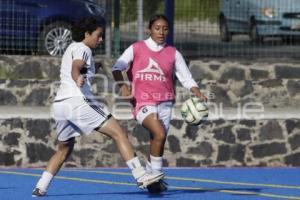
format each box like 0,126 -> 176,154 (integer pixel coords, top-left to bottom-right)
32,188 -> 46,197
137,172 -> 164,189
147,179 -> 168,194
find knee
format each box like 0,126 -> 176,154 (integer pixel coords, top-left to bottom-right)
152,131 -> 166,142
57,140 -> 74,160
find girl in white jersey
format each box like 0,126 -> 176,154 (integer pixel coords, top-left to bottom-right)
32,17 -> 163,197
112,14 -> 207,193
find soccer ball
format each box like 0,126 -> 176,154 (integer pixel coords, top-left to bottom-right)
181,97 -> 209,125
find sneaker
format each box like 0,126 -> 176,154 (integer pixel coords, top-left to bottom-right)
32,188 -> 46,197
147,179 -> 168,194
137,172 -> 164,189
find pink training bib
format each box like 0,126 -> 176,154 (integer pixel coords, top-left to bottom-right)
127,41 -> 176,116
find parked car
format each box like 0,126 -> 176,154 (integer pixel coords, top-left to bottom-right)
219,0 -> 300,42
0,0 -> 105,56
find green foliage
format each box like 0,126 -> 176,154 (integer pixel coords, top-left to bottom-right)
175,0 -> 220,22
119,0 -> 137,23
119,0 -> 163,23
117,0 -> 220,24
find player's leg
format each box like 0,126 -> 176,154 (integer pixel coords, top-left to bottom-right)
32,99 -> 79,197
136,105 -> 166,175
66,97 -> 164,188
138,103 -> 173,193
95,116 -> 164,188
142,113 -> 166,172
139,104 -> 173,172
32,137 -> 75,197
141,113 -> 169,193
45,137 -> 75,175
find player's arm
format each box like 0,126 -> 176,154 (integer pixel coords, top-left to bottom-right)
71,59 -> 86,87
71,47 -> 90,87
174,51 -> 207,101
112,45 -> 134,97
112,70 -> 131,97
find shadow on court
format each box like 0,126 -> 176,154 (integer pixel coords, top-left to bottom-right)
47,187 -> 262,198
0,187 -> 15,190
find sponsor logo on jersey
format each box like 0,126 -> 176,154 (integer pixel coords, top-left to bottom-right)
135,58 -> 166,82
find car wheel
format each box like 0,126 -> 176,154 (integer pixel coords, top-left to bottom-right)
249,22 -> 263,44
38,21 -> 72,56
220,17 -> 232,42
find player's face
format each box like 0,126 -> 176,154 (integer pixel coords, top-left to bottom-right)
85,27 -> 103,49
149,19 -> 169,44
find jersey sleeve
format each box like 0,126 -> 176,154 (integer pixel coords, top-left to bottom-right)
174,50 -> 198,90
112,45 -> 134,71
72,46 -> 92,67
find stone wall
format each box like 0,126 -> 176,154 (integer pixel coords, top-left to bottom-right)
1,56 -> 300,108
0,55 -> 300,167
189,60 -> 300,108
1,117 -> 300,167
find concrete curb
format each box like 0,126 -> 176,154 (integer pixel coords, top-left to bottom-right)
1,106 -> 299,120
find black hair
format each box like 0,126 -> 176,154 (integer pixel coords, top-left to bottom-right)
72,16 -> 105,42
148,14 -> 169,29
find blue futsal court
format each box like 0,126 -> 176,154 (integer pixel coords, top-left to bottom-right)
0,167 -> 300,200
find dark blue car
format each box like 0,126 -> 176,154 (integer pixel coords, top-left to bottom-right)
0,0 -> 105,56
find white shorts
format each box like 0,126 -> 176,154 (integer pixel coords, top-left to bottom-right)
136,101 -> 173,132
51,97 -> 111,141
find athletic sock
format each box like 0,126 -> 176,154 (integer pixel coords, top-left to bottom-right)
126,157 -> 145,180
36,171 -> 54,192
150,155 -> 163,175
126,156 -> 142,170
146,160 -> 152,174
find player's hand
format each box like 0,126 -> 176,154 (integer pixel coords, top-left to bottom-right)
76,75 -> 86,87
191,87 -> 208,102
197,93 -> 208,102
120,84 -> 131,97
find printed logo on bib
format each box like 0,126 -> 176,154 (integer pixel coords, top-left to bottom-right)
142,107 -> 148,113
135,58 -> 166,82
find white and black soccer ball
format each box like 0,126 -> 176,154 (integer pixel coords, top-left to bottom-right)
181,97 -> 209,125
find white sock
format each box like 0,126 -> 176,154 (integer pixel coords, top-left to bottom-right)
150,155 -> 163,175
126,157 -> 145,180
36,171 -> 54,192
146,160 -> 152,174
126,157 -> 142,170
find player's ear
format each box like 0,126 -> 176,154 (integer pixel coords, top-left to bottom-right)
84,31 -> 90,38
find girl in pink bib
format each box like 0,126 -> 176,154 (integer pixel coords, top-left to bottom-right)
113,14 -> 207,193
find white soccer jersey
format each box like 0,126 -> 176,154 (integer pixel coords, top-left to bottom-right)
55,42 -> 95,100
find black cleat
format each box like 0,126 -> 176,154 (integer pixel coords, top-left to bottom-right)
32,188 -> 46,197
147,179 -> 168,194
